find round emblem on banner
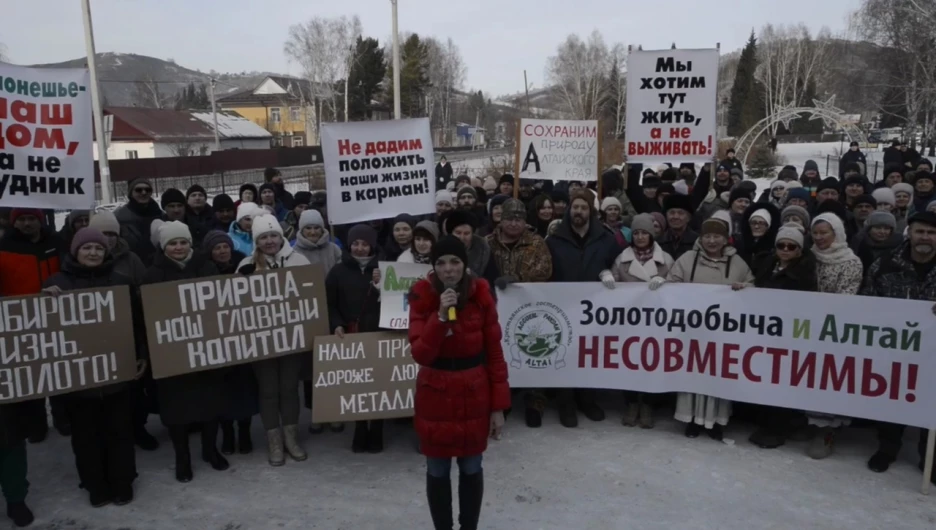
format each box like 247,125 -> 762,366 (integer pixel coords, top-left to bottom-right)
505,302 -> 573,370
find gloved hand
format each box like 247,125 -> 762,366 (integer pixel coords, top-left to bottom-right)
649,276 -> 666,291
495,275 -> 518,290
599,270 -> 615,290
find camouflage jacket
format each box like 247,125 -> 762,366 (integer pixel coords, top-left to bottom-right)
486,227 -> 552,282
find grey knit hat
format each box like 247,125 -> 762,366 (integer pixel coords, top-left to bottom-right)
781,205 -> 811,228
775,223 -> 805,248
631,213 -> 656,235
866,211 -> 897,230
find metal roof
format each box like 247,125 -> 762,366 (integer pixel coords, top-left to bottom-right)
190,111 -> 273,140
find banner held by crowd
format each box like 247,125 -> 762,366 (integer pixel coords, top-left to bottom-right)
377,261 -> 431,330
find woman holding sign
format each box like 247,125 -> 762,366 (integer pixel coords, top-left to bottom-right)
325,224 -> 384,453
408,235 -> 510,530
237,215 -> 311,466
43,228 -> 146,508
143,221 -> 229,483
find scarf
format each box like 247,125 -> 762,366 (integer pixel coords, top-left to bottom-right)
170,249 -> 194,269
353,254 -> 372,271
634,246 -> 654,265
414,251 -> 431,265
813,241 -> 856,265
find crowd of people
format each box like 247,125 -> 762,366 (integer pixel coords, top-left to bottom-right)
0,149 -> 934,527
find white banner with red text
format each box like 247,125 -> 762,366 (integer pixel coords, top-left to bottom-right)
624,48 -> 718,164
321,118 -> 436,225
0,63 -> 94,209
497,282 -> 936,429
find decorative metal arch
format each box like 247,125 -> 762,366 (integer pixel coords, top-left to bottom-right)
735,96 -> 867,168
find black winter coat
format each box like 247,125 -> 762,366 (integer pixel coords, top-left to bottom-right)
546,214 -> 619,282
43,254 -> 146,398
184,205 -> 216,246
658,228 -> 699,260
325,253 -> 381,334
754,251 -> 819,292
142,252 -> 225,426
850,229 -> 903,271
115,200 -> 164,266
838,149 -> 867,177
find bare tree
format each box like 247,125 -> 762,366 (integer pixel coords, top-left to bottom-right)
756,23 -> 834,136
132,74 -> 173,109
285,15 -> 360,126
425,37 -> 466,145
609,44 -> 627,136
854,0 -> 936,147
546,31 -> 612,120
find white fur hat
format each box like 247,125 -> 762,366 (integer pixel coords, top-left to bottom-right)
251,214 -> 284,242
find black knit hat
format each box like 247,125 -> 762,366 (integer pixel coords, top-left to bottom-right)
660,168 -> 679,182
347,224 -> 378,252
127,177 -> 153,199
550,189 -> 569,204
259,183 -> 276,196
643,176 -> 662,189
663,193 -> 693,215
884,163 -> 905,177
186,184 -> 207,198
852,194 -> 877,210
657,182 -> 676,196
430,235 -> 468,266
444,210 -> 477,234
499,174 -> 514,185
914,171 -> 935,186
160,188 -> 186,208
212,193 -> 235,211
293,191 -> 312,206
817,177 -> 840,194
843,162 -> 863,175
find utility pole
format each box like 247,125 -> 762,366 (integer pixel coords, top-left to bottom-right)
209,78 -> 220,152
81,0 -> 111,204
391,0 -> 401,119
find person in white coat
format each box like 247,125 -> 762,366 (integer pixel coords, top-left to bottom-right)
657,210 -> 754,440
611,214 -> 674,428
237,214 -> 311,466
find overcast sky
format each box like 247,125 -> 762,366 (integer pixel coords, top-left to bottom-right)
4,0 -> 859,96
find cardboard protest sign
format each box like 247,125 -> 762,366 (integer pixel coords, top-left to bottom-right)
322,118 -> 436,225
141,265 -> 329,379
499,282 -> 936,429
518,119 -> 599,181
311,332 -> 415,423
625,49 -> 719,164
378,261 -> 431,330
0,286 -> 136,403
0,62 -> 94,209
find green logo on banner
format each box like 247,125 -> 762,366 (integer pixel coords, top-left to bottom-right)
505,302 -> 572,370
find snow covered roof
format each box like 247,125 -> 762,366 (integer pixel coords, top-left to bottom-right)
190,111 -> 272,140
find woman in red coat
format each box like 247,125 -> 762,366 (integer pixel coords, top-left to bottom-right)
408,235 -> 510,530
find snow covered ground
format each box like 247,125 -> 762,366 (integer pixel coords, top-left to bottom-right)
24,398 -> 936,530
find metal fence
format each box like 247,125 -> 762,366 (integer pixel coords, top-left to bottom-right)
92,164 -> 326,207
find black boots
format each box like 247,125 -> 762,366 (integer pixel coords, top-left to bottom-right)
133,425 -> 159,451
221,421 -> 236,455
426,474 -> 453,530
237,419 -> 253,455
221,419 -> 253,455
201,421 -> 230,471
426,471 -> 485,530
169,426 -> 193,483
6,502 -> 33,527
458,471 -> 484,530
352,421 -> 384,453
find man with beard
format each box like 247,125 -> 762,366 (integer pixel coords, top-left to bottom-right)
691,163 -> 733,220
861,211 -> 936,485
264,167 -> 295,209
545,189 -> 619,428
115,177 -> 165,265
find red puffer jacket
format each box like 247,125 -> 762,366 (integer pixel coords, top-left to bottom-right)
408,275 -> 510,458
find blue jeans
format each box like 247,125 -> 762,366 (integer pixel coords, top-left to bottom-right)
426,454 -> 483,478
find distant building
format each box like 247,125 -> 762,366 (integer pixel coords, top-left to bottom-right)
454,122 -> 486,148
217,75 -> 331,147
93,107 -> 272,160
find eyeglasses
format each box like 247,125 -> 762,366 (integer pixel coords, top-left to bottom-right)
776,243 -> 800,251
133,187 -> 152,194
